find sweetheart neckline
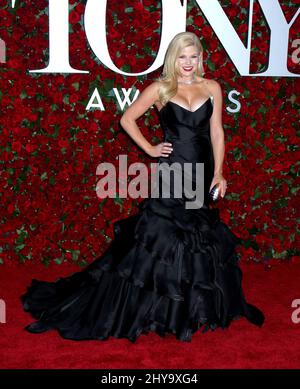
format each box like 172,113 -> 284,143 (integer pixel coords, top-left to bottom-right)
159,97 -> 212,114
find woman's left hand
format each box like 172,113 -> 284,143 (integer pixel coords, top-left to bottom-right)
209,173 -> 227,198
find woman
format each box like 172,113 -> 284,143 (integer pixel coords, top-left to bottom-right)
21,32 -> 264,343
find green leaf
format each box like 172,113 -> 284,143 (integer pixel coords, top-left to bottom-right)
72,250 -> 80,261
60,213 -> 68,222
243,89 -> 250,98
72,82 -> 80,91
15,244 -> 25,252
49,176 -> 55,185
20,89 -> 27,99
252,187 -> 263,199
207,59 -> 215,71
121,63 -> 131,73
248,226 -> 259,235
51,104 -> 59,111
186,15 -> 194,25
63,95 -> 69,104
40,172 -> 48,181
257,105 -> 267,114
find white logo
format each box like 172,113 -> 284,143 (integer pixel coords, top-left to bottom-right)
10,0 -> 300,77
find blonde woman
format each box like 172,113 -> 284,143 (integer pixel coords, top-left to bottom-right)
22,32 -> 264,343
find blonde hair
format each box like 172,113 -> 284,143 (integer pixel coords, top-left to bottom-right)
155,32 -> 204,107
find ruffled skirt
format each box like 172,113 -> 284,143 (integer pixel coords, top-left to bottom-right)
21,197 -> 264,342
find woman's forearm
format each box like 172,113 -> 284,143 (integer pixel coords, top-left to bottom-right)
211,130 -> 225,175
120,117 -> 152,155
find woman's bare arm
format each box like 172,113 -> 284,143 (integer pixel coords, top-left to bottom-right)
209,80 -> 225,175
208,80 -> 227,197
120,82 -> 173,158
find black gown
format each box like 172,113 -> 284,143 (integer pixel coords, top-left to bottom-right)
21,96 -> 264,342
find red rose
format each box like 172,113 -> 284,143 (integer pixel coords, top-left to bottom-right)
58,139 -> 69,148
25,143 -> 38,153
70,11 -> 81,24
12,141 -> 22,153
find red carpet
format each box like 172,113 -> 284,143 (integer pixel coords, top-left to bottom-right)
1,260 -> 300,369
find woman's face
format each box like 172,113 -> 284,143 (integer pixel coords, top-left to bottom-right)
176,45 -> 200,76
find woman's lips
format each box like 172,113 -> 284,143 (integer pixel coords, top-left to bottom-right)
183,66 -> 193,71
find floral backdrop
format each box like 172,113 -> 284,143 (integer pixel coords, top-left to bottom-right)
0,0 -> 299,267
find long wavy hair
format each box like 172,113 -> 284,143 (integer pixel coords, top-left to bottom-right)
155,32 -> 204,107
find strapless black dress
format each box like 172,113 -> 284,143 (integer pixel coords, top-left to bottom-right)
21,97 -> 264,342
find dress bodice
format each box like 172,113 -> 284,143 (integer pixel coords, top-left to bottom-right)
156,96 -> 215,206
158,96 -> 214,142
157,96 -> 214,166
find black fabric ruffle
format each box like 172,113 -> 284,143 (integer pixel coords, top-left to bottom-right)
21,197 -> 264,343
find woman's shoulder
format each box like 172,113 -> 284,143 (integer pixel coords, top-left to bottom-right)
150,79 -> 165,89
198,77 -> 222,98
142,80 -> 163,94
197,76 -> 220,87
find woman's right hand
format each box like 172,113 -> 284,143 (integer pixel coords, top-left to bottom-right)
147,142 -> 173,158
